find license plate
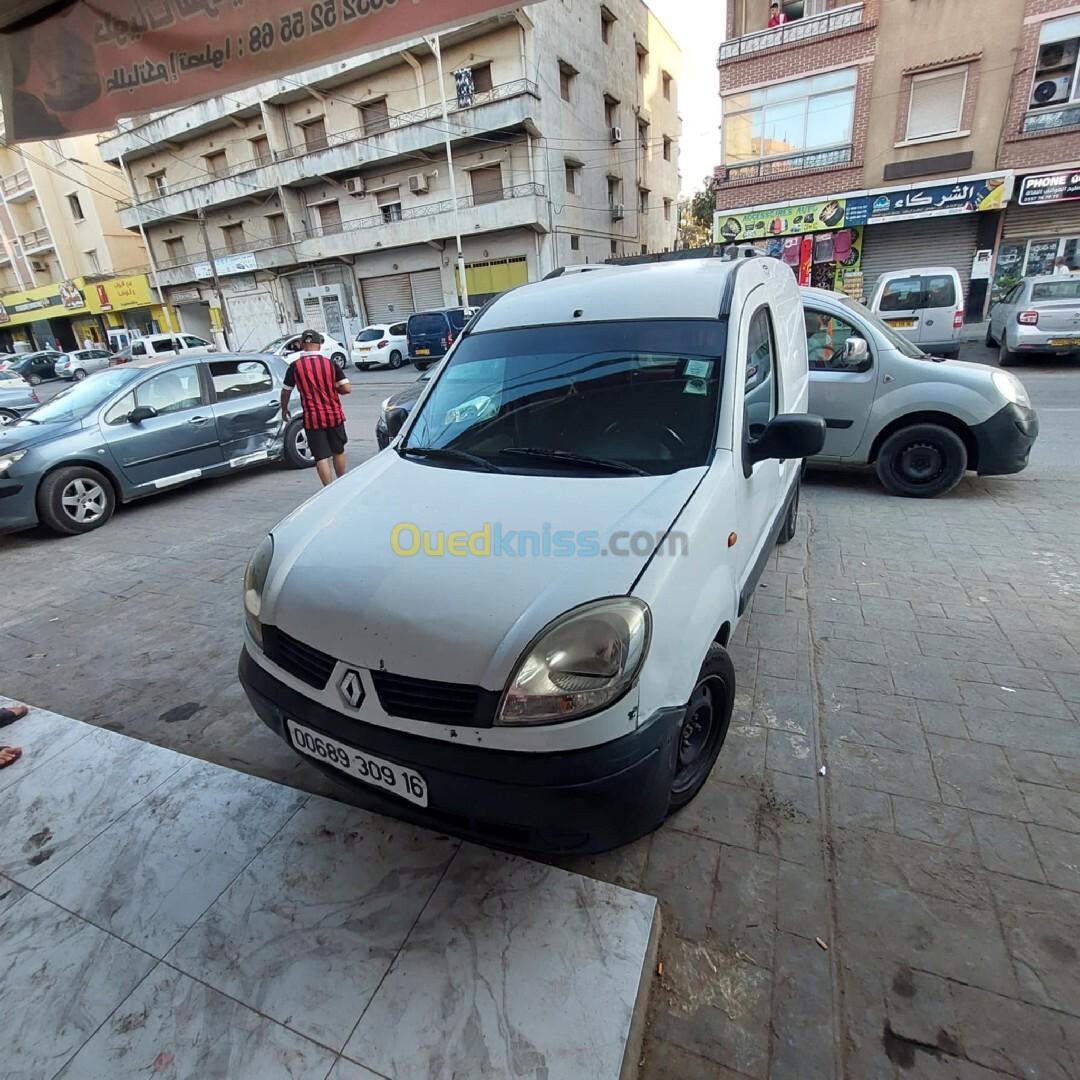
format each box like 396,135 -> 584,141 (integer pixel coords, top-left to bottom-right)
357,345 -> 371,352
416,347 -> 430,355
886,318 -> 917,328
1048,337 -> 1080,346
286,718 -> 428,807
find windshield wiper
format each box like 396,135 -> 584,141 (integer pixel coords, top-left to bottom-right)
15,416 -> 39,424
500,447 -> 648,476
399,445 -> 503,473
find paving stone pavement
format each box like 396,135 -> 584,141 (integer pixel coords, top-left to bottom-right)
4,364 -> 1080,1078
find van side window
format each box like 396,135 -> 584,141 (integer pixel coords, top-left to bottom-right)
804,310 -> 872,373
745,307 -> 777,442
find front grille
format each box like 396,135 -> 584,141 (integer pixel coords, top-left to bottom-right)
263,626 -> 336,690
371,670 -> 499,728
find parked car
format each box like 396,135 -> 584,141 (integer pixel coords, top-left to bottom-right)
375,370 -> 431,448
986,274 -> 1080,366
0,350 -> 65,386
354,322 -> 409,370
0,354 -> 313,536
406,307 -> 470,370
0,369 -> 39,426
112,334 -> 215,365
261,332 -> 350,368
54,348 -> 114,381
802,286 -> 1038,497
239,259 -> 825,855
869,266 -> 964,358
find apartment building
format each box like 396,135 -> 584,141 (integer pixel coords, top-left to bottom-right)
97,1 -> 681,351
715,0 -> 1080,318
0,132 -> 157,352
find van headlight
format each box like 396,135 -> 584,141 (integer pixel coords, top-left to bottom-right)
991,370 -> 1031,409
497,598 -> 651,725
243,535 -> 274,647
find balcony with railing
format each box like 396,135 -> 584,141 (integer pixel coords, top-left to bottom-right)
720,144 -> 854,184
117,79 -> 541,230
719,3 -> 864,62
152,183 -> 548,287
1,169 -> 34,201
19,227 -> 52,253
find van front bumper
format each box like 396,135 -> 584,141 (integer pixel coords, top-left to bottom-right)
239,647 -> 682,855
971,402 -> 1039,476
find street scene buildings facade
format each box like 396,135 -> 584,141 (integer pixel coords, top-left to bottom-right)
715,0 -> 1080,318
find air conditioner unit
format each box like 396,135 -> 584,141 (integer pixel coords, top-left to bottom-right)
408,172 -> 429,193
343,177 -> 366,196
611,203 -> 625,221
610,125 -> 623,144
31,260 -> 46,271
1037,39 -> 1080,73
1031,74 -> 1072,109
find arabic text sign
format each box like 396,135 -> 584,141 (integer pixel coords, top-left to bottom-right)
194,252 -> 258,279
0,0 -> 532,142
1018,171 -> 1080,206
713,198 -> 850,243
860,177 -> 1008,224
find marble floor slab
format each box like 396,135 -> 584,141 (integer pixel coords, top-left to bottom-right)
37,758 -> 307,956
167,796 -> 460,1050
0,697 -> 97,795
344,844 -> 658,1080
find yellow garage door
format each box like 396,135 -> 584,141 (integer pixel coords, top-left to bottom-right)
460,256 -> 529,302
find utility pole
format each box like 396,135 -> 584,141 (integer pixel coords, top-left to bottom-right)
197,206 -> 233,349
428,33 -> 470,310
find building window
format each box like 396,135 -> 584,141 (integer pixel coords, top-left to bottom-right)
638,120 -> 650,151
906,66 -> 967,141
636,43 -> 648,76
470,164 -> 504,206
84,248 -> 100,274
664,198 -> 672,222
377,187 -> 402,222
267,213 -> 288,244
723,68 -> 857,169
471,64 -> 494,94
662,71 -> 672,100
147,170 -> 167,196
300,117 -> 328,152
558,60 -> 577,102
604,94 -> 619,129
221,222 -> 246,252
316,201 -> 342,234
600,4 -> 616,44
607,175 -> 622,206
662,136 -> 672,161
610,240 -> 618,256
639,188 -> 649,214
565,162 -> 581,194
1026,15 -> 1080,132
66,193 -> 84,221
359,98 -> 389,135
570,234 -> 580,251
250,135 -> 270,164
205,150 -> 228,178
163,235 -> 186,263
641,244 -> 648,255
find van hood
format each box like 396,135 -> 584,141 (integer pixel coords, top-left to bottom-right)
263,452 -> 703,688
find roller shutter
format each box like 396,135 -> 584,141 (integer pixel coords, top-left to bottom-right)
409,268 -> 444,311
1002,202 -> 1080,240
860,216 -> 979,303
361,273 -> 414,323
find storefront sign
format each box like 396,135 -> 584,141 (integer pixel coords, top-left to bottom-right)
1018,170 -> 1080,206
86,274 -> 155,314
168,287 -> 203,304
714,198 -> 850,244
0,272 -> 155,327
59,280 -> 85,310
194,252 -> 258,279
852,176 -> 1008,224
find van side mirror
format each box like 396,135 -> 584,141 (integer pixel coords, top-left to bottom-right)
384,407 -> 408,439
842,336 -> 869,367
128,405 -> 158,424
748,414 -> 825,468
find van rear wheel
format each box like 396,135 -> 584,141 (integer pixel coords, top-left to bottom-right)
876,423 -> 967,498
668,643 -> 735,812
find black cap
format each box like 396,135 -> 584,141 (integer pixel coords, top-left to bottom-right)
300,329 -> 320,345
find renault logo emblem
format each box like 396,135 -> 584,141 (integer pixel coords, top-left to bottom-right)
339,669 -> 365,709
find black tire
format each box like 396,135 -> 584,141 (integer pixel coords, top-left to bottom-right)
388,350 -> 403,369
414,361 -> 431,372
28,373 -> 41,386
998,339 -> 1020,367
875,423 -> 968,498
37,465 -> 115,535
73,369 -> 87,381
331,352 -> 347,367
985,323 -> 996,347
0,409 -> 18,427
777,482 -> 799,545
283,417 -> 315,469
668,642 -> 736,812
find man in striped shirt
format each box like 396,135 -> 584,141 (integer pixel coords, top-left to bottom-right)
280,330 -> 352,487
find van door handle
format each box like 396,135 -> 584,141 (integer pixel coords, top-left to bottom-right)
188,415 -> 210,425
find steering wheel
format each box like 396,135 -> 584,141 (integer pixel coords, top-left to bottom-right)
602,420 -> 686,456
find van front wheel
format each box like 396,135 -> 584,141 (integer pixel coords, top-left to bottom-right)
668,643 -> 735,811
876,423 -> 967,498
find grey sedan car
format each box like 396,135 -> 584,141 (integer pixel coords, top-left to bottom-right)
987,274 -> 1080,365
0,354 -> 313,536
0,370 -> 40,426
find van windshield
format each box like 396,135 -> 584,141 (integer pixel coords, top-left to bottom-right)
402,320 -> 726,475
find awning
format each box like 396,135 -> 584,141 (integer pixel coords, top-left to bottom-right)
0,0 -> 533,142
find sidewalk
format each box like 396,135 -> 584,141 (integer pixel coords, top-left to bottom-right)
0,704 -> 658,1080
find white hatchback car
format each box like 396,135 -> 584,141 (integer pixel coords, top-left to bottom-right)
261,332 -> 350,368
353,321 -> 409,370
54,348 -> 113,380
239,258 -> 825,854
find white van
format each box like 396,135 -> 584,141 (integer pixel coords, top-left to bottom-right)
238,259 -> 824,854
870,266 -> 964,357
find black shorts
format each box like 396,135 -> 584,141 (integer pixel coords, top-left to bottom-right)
306,424 -> 348,461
